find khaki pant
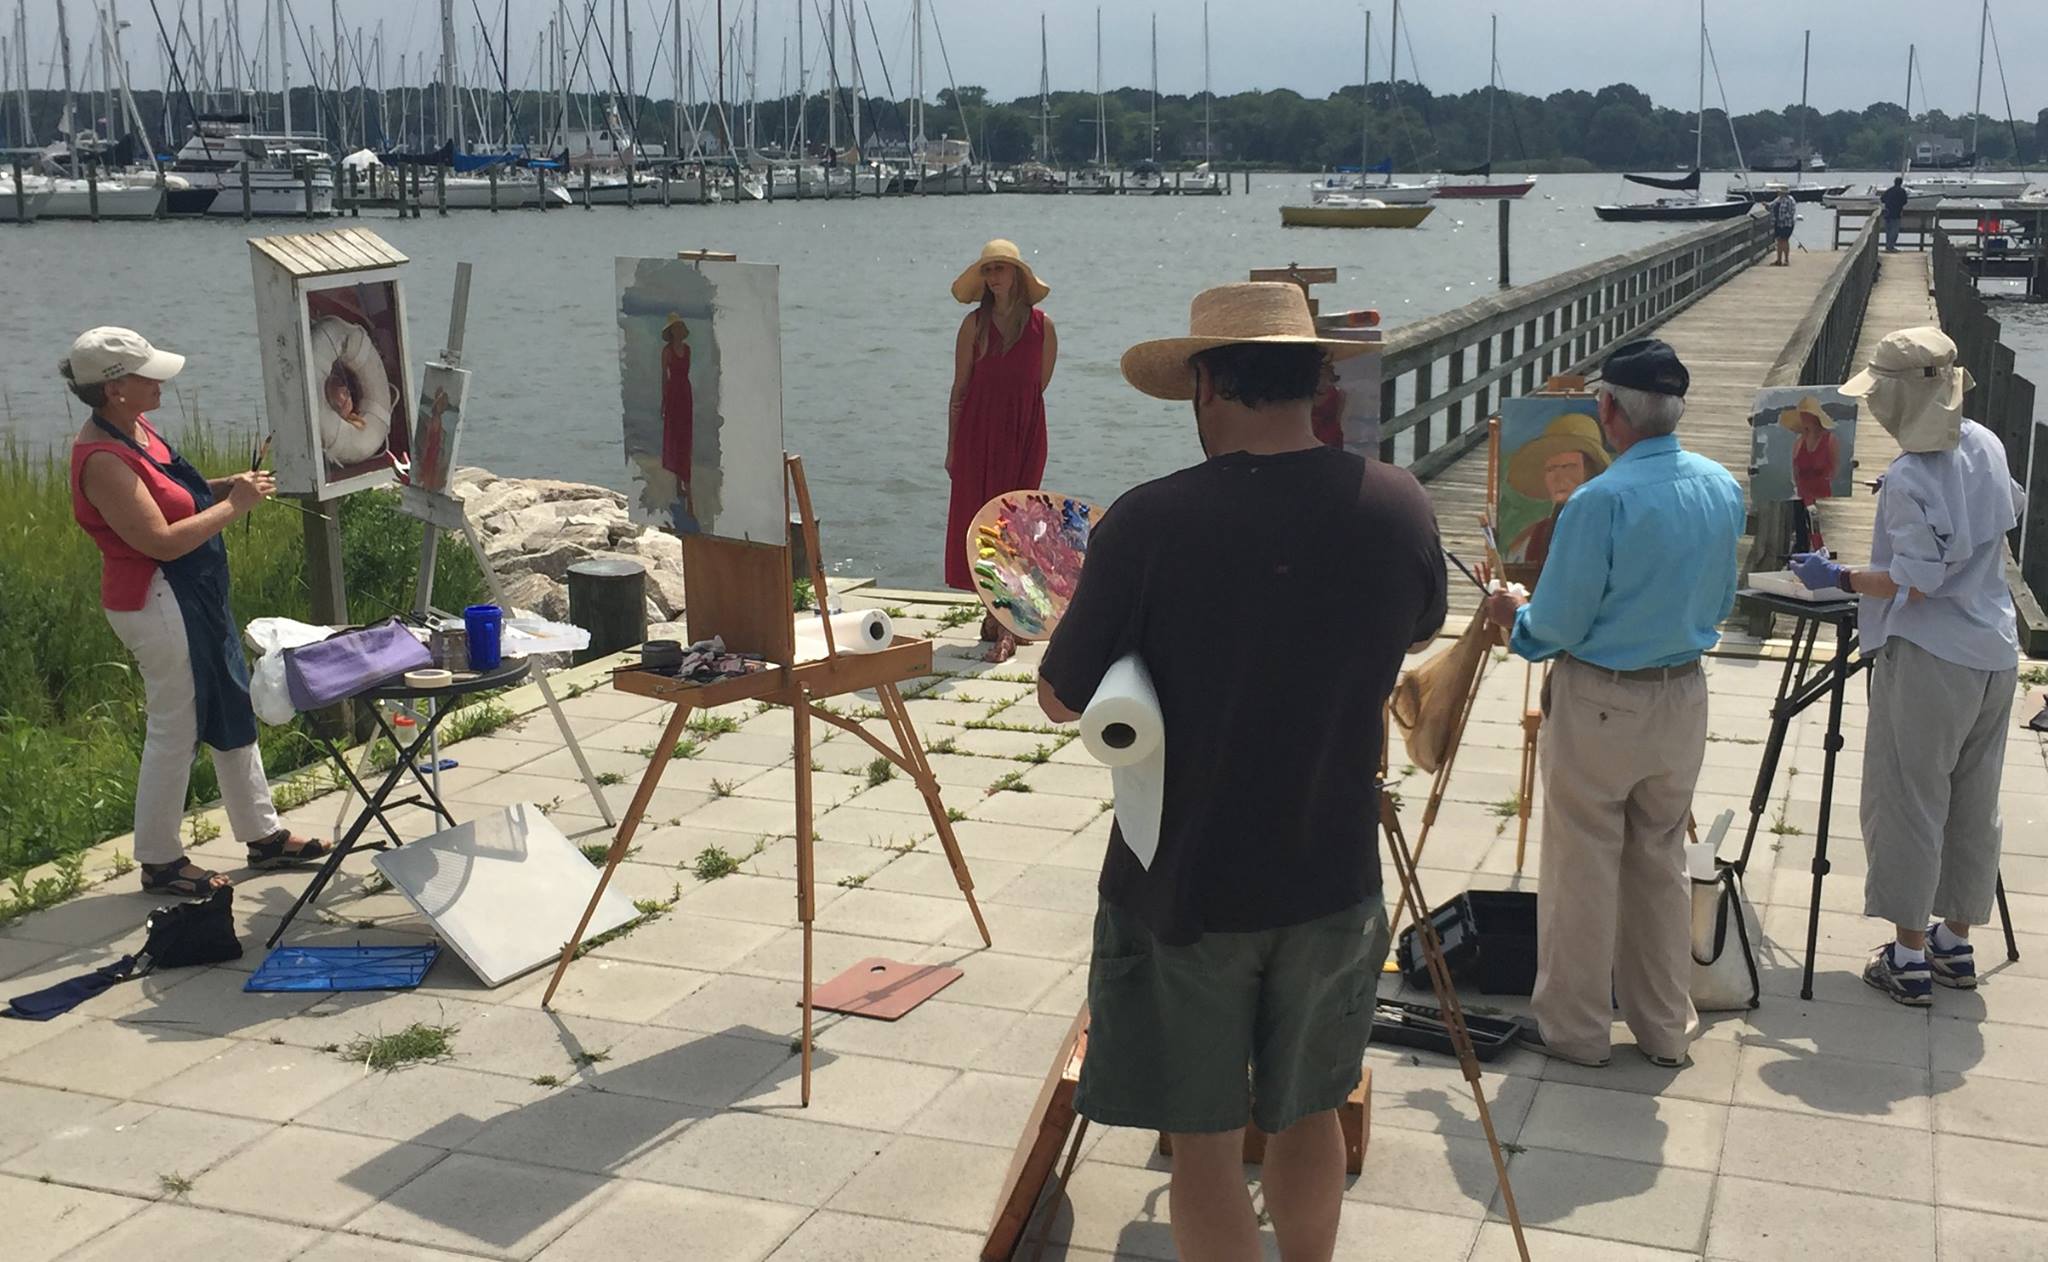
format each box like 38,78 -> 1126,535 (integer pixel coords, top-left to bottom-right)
1534,657 -> 1707,1064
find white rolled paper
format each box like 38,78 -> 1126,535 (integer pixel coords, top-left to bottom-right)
1080,656 -> 1166,870
793,609 -> 896,662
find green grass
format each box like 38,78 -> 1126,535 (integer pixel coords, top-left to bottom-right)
864,757 -> 896,788
595,771 -> 625,786
928,737 -> 959,755
946,806 -> 969,822
530,1073 -> 563,1087
0,428 -> 488,882
1021,744 -> 1055,765
687,713 -> 741,738
571,1047 -> 612,1068
575,883 -> 683,957
339,1022 -> 459,1071
0,853 -> 87,929
708,777 -> 738,798
157,1172 -> 194,1198
578,842 -> 636,866
185,813 -> 221,845
793,579 -> 815,611
2022,665 -> 2048,689
693,845 -> 742,880
937,604 -> 980,630
988,771 -> 1032,794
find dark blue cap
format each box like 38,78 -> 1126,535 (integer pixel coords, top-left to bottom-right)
1602,338 -> 1689,397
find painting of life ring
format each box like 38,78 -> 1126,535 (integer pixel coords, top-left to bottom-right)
299,281 -> 412,492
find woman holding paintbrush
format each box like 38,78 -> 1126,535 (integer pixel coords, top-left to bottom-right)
65,327 -> 327,897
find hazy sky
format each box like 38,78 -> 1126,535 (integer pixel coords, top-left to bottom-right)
12,0 -> 2047,118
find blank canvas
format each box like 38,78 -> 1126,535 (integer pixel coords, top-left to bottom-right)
372,803 -> 639,987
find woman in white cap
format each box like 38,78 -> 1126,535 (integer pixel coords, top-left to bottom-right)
1789,326 -> 2023,1007
66,327 -> 328,897
945,239 -> 1058,662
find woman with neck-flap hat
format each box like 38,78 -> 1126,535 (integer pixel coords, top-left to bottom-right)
945,240 -> 1058,662
1788,327 -> 2024,1007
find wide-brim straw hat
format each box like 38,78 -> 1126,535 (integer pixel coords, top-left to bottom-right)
662,312 -> 689,341
1506,412 -> 1610,500
952,240 -> 1050,305
1776,393 -> 1835,433
1121,283 -> 1372,401
1841,326 -> 1972,454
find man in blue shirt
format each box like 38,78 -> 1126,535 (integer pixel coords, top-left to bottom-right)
1484,338 -> 1745,1069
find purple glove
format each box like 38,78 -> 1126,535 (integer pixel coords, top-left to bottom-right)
1788,552 -> 1850,592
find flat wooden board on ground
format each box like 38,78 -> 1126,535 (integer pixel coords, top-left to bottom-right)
810,957 -> 963,1020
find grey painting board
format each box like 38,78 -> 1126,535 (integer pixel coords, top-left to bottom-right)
616,256 -> 787,543
371,802 -> 638,987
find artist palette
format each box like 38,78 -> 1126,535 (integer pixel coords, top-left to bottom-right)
967,490 -> 1104,642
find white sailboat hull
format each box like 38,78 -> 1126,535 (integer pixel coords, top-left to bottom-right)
423,177 -> 574,209
1312,179 -> 1433,205
35,180 -> 165,219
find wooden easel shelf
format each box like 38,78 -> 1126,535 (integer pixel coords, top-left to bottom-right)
612,637 -> 937,708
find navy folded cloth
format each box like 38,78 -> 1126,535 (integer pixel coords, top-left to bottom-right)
4,956 -> 136,1021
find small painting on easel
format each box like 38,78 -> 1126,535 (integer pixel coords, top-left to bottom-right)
967,490 -> 1104,641
1495,395 -> 1612,576
402,366 -> 464,496
616,257 -> 787,544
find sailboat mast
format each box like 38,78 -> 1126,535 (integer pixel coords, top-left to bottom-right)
1483,13 -> 1495,169
1093,6 -> 1102,166
1795,29 -> 1808,166
794,0 -> 803,151
439,0 -> 457,146
1037,13 -> 1047,163
673,0 -> 683,158
55,0 -> 76,174
279,0 -> 291,134
15,4 -> 30,146
911,0 -> 921,153
1360,9 -> 1369,179
1693,0 -> 1704,195
1201,2 -> 1210,164
847,0 -> 858,154
1902,44 -> 1914,171
1970,0 -> 1986,172
1148,12 -> 1156,163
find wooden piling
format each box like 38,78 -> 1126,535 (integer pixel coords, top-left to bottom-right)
1498,199 -> 1512,289
10,156 -> 26,223
85,161 -> 99,221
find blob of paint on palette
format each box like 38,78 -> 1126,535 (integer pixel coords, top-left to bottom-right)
965,489 -> 1106,642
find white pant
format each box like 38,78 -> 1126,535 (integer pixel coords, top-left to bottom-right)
104,572 -> 281,865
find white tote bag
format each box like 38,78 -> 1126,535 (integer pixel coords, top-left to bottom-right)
1690,862 -> 1762,1011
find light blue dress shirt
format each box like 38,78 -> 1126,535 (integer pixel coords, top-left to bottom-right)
1861,419 -> 2022,673
1510,433 -> 1746,670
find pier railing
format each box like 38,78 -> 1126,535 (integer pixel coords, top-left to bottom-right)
1340,214 -> 1772,478
1933,228 -> 2047,637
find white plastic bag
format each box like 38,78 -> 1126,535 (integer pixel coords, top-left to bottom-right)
245,618 -> 336,727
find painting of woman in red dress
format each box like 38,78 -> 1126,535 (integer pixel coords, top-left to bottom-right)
945,240 -> 1058,662
661,313 -> 695,523
1779,394 -> 1840,552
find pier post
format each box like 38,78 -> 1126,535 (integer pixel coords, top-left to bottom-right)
1498,200 -> 1511,289
301,164 -> 314,219
489,166 -> 500,212
10,156 -> 25,223
764,167 -> 773,202
85,161 -> 99,221
436,166 -> 449,216
581,164 -> 592,210
240,160 -> 253,222
661,170 -> 671,207
536,168 -> 548,213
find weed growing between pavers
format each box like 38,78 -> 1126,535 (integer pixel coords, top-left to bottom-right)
185,814 -> 221,845
571,1048 -> 612,1067
929,737 -> 959,755
157,1172 -> 194,1198
865,758 -> 896,788
596,771 -> 625,786
579,843 -> 638,867
532,1073 -> 563,1087
693,846 -> 742,881
0,854 -> 86,928
938,605 -> 980,630
2023,665 -> 2048,688
1021,744 -> 1054,765
988,771 -> 1032,794
110,851 -> 134,877
574,882 -> 685,957
688,713 -> 742,738
340,1022 -> 459,1071
709,778 -> 737,798
440,701 -> 518,744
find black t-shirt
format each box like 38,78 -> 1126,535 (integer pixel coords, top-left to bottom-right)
1880,184 -> 1909,216
1040,446 -> 1447,946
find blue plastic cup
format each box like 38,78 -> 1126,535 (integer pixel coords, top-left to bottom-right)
463,604 -> 503,671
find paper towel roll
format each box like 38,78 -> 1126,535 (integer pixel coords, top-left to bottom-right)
1081,656 -> 1166,869
793,609 -> 895,662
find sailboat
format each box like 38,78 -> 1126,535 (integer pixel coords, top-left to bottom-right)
1070,8 -> 1116,193
1728,31 -> 1848,203
1594,0 -> 1748,222
1283,9 -> 1432,228
1902,2 -> 2033,201
1429,15 -> 1534,199
999,13 -> 1065,192
1825,46 -> 1943,213
1308,5 -> 1432,206
1178,3 -> 1222,195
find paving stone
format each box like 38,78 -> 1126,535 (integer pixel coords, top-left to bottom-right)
1934,1018 -> 2048,1086
56,1203 -> 315,1262
813,999 -> 1023,1070
0,1018 -> 226,1096
296,1065 -> 551,1149
462,1087 -> 698,1174
1932,1070 -> 2048,1145
972,1010 -> 1084,1078
1731,1044 -> 1932,1128
904,1069 -> 1043,1147
1333,1203 -> 1485,1259
0,935 -> 68,980
677,872 -> 844,926
1738,991 -> 1934,1068
1934,1132 -> 2048,1222
137,1038 -> 366,1123
592,1026 -> 796,1110
0,1081 -> 119,1163
503,958 -> 713,1024
1362,1052 -> 1540,1142
625,1110 -> 886,1205
1719,1104 -> 1930,1198
1345,1124 -> 1505,1220
827,1133 -> 1014,1231
532,1180 -> 804,1262
2,888 -> 157,948
814,887 -> 969,943
1,1100 -> 272,1197
940,901 -> 1093,960
1469,1221 -> 1696,1260
1938,1206 -> 2048,1261
190,1125 -> 445,1226
986,863 -> 1100,915
969,790 -> 1105,832
651,972 -> 805,1038
6,1175 -> 145,1262
1488,1148 -> 1713,1253
909,945 -> 1075,1012
763,1209 -> 986,1261
1705,1173 -> 1935,1261
1029,1158 -> 1179,1258
1515,1081 -> 1729,1171
734,1050 -> 958,1132
729,927 -> 931,986
866,851 -> 1027,902
293,1233 -> 495,1262
266,990 -> 499,1057
344,1152 -> 607,1259
946,819 -> 1075,865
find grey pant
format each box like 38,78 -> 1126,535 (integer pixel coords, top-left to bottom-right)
1861,637 -> 2016,928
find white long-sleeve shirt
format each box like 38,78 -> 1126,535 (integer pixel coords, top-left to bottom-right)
1860,419 -> 2024,673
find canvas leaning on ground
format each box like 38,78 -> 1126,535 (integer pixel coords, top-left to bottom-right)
615,256 -> 788,543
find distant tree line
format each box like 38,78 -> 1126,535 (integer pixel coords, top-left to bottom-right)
8,78 -> 2043,172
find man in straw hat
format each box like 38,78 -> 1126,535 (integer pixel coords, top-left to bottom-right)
1483,337 -> 1745,1070
1505,410 -> 1611,570
1787,327 -> 2024,1006
1037,282 -> 1445,1260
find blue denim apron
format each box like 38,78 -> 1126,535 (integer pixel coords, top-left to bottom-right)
91,415 -> 258,751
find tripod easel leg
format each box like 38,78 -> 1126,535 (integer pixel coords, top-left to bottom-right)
1514,663 -> 1544,872
1388,646 -> 1493,944
1381,796 -> 1531,1261
542,699 -> 695,1007
794,690 -> 817,1106
878,682 -> 991,946
1800,621 -> 1854,1000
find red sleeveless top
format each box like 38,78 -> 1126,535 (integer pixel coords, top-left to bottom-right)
71,417 -> 197,611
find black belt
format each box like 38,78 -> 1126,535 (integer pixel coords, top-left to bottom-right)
1565,655 -> 1702,683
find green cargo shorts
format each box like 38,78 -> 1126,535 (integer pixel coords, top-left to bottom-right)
1074,896 -> 1388,1136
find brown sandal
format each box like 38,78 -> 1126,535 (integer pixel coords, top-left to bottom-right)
245,832 -> 331,870
140,860 -> 231,897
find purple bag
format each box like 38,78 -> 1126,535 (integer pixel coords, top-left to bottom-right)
283,620 -> 432,711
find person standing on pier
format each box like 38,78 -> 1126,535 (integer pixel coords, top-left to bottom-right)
1881,176 -> 1910,252
944,239 -> 1058,663
1484,338 -> 1744,1070
1038,283 -> 1445,1262
1770,188 -> 1797,265
1787,328 -> 2022,1006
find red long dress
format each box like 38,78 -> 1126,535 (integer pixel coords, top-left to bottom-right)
945,308 -> 1049,590
661,342 -> 694,485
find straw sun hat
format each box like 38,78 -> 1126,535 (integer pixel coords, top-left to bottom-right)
1775,393 -> 1835,433
952,240 -> 1051,305
1840,326 -> 1973,454
1507,412 -> 1610,500
1121,282 -> 1371,401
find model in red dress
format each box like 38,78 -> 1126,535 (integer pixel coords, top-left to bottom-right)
660,314 -> 695,522
1782,401 -> 1839,552
946,241 -> 1058,660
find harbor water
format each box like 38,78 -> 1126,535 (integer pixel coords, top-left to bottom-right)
4,171 -> 2025,589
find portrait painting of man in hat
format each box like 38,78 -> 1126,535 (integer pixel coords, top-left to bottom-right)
1498,402 -> 1615,573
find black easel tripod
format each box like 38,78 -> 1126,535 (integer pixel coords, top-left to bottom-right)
1734,592 -> 2019,999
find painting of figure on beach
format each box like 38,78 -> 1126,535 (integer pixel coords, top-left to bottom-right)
1749,386 -> 1857,505
616,257 -> 786,543
1494,395 -> 1615,577
403,364 -> 466,496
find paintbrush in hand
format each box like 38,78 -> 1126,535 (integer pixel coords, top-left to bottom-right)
243,435 -> 271,540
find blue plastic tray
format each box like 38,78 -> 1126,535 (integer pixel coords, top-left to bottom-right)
244,944 -> 441,992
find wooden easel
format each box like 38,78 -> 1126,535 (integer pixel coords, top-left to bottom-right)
541,454 -> 991,1105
